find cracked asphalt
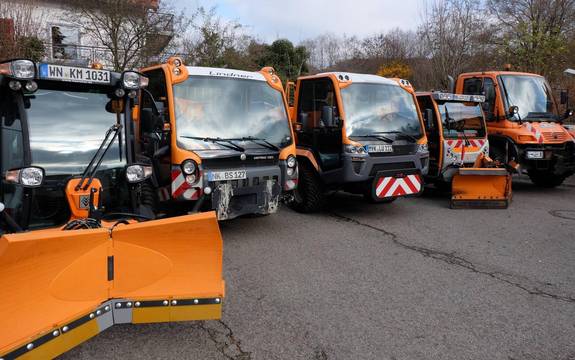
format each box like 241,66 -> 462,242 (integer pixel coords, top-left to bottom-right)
61,176 -> 575,360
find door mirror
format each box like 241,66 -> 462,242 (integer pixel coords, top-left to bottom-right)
322,106 -> 335,127
508,106 -> 519,118
287,82 -> 296,107
424,108 -> 434,130
560,90 -> 569,105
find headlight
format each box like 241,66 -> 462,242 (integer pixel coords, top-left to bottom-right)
182,160 -> 197,175
122,71 -> 148,90
5,167 -> 44,187
287,167 -> 295,176
287,155 -> 297,168
344,145 -> 366,154
125,164 -> 153,183
1,59 -> 36,79
417,143 -> 429,153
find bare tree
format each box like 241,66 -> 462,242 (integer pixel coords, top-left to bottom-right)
70,0 -> 183,71
419,0 -> 489,88
0,0 -> 48,61
488,0 -> 575,79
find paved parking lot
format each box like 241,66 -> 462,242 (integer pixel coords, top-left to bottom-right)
62,176 -> 575,360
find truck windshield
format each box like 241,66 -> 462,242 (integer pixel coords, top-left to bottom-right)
341,83 -> 422,139
173,76 -> 292,150
500,75 -> 558,121
25,85 -> 124,175
438,102 -> 486,138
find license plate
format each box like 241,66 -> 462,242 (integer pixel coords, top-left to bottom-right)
526,151 -> 544,159
208,170 -> 247,181
366,144 -> 393,153
39,63 -> 111,84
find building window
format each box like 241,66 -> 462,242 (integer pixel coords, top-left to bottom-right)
51,25 -> 80,60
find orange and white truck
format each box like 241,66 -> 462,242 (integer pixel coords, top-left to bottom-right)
455,71 -> 575,187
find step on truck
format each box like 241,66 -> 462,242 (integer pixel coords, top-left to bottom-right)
416,92 -> 512,208
455,71 -> 575,187
286,73 -> 429,212
139,57 -> 298,220
0,59 -> 224,359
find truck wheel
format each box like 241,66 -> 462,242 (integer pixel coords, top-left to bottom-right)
528,170 -> 566,188
289,162 -> 324,213
490,144 -> 507,163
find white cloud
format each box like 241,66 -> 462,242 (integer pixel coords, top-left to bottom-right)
179,0 -> 424,42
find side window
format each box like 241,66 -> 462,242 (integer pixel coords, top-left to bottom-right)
463,78 -> 483,95
463,77 -> 496,120
482,78 -> 496,119
297,78 -> 339,129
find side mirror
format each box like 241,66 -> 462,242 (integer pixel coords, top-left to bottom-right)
287,82 -> 296,107
424,109 -> 434,129
560,90 -> 569,105
106,99 -> 125,114
508,106 -> 519,118
322,106 -> 335,127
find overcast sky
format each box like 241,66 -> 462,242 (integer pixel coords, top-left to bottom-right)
176,0 -> 424,43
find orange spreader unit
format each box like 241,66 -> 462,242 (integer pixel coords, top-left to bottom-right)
0,212 -> 224,359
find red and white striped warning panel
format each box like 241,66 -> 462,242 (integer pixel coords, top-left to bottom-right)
171,168 -> 201,200
446,139 -> 486,149
524,123 -> 544,143
375,174 -> 422,198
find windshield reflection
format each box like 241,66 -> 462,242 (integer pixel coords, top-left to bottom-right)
174,76 -> 292,151
26,88 -> 124,175
500,75 -> 557,120
438,102 -> 486,138
341,83 -> 422,138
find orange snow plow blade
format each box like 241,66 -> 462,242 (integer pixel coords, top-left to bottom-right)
0,212 -> 224,360
451,154 -> 513,209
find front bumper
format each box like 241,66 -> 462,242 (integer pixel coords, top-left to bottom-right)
517,142 -> 575,175
338,152 -> 429,183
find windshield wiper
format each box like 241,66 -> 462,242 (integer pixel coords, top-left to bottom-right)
230,136 -> 280,151
372,131 -> 418,143
180,136 -> 245,152
352,134 -> 394,143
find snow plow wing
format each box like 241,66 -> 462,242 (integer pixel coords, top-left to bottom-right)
0,212 -> 224,360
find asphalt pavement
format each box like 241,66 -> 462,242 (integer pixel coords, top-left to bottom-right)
61,176 -> 575,360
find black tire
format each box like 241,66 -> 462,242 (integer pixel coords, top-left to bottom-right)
434,180 -> 451,192
289,162 -> 324,213
528,170 -> 566,188
489,143 -> 507,163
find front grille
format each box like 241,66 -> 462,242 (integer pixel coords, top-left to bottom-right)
370,162 -> 416,176
352,161 -> 363,174
542,132 -> 569,142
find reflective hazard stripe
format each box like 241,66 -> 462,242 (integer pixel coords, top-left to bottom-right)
376,175 -> 422,198
171,169 -> 201,200
524,123 -> 544,143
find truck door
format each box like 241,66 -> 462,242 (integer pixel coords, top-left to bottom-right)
462,77 -> 497,121
295,78 -> 343,171
417,95 -> 441,176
